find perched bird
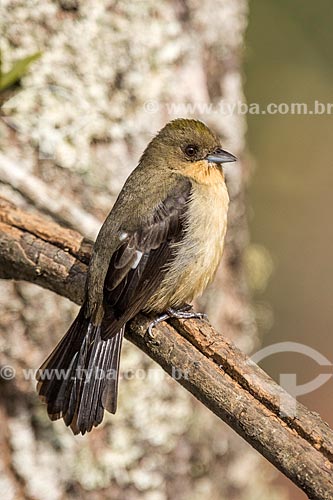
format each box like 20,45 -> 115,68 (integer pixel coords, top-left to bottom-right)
37,118 -> 236,434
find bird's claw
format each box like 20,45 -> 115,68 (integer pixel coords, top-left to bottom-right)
167,307 -> 208,321
147,306 -> 207,338
147,313 -> 169,339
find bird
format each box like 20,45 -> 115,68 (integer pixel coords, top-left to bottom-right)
36,118 -> 236,435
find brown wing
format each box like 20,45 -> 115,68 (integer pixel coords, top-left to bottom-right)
100,178 -> 191,339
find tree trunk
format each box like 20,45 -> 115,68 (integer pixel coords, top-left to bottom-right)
0,1 -> 285,499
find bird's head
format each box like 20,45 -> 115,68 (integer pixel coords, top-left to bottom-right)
140,118 -> 236,176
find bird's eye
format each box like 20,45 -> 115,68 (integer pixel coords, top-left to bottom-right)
184,144 -> 198,158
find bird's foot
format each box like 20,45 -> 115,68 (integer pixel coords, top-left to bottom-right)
147,312 -> 170,339
167,306 -> 208,321
147,305 -> 207,339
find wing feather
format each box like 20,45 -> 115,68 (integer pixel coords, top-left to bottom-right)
101,179 -> 191,339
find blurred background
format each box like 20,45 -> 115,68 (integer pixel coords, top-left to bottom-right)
0,1 -> 332,499
246,2 -> 333,497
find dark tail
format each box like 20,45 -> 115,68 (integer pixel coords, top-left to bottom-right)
36,306 -> 124,435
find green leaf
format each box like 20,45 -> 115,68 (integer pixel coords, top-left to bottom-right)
0,52 -> 42,92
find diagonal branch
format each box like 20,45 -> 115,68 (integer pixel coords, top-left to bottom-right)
0,196 -> 332,500
0,153 -> 100,239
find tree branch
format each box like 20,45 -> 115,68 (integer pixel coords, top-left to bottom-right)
0,153 -> 100,239
1,196 -> 332,499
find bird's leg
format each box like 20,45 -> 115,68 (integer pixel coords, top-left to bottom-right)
147,304 -> 207,339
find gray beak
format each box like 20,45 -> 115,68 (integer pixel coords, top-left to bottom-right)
205,148 -> 237,164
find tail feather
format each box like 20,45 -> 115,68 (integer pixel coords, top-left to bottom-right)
37,308 -> 87,414
101,330 -> 123,412
36,306 -> 125,435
